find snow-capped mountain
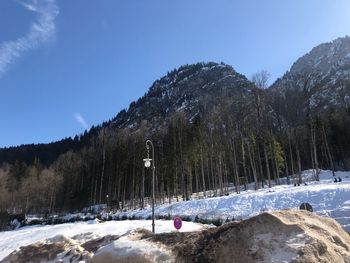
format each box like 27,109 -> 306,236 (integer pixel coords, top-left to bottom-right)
271,36 -> 350,113
108,37 -> 350,134
111,62 -> 254,131
291,36 -> 350,75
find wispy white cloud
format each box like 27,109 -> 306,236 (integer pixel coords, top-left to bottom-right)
0,0 -> 59,78
74,113 -> 89,130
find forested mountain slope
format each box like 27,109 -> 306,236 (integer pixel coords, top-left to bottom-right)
268,36 -> 350,168
0,37 -> 350,214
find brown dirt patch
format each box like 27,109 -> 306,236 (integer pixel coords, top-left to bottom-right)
149,209 -> 350,263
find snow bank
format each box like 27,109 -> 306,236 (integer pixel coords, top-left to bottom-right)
0,220 -> 204,261
93,231 -> 174,263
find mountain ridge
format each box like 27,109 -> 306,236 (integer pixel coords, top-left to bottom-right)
1,36 -> 350,166
271,36 -> 350,113
111,62 -> 254,132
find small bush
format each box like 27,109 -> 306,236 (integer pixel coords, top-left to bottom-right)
164,214 -> 171,220
198,218 -> 211,225
53,218 -> 65,225
0,213 -> 26,229
211,218 -> 222,227
10,213 -> 25,223
26,219 -> 44,226
46,218 -> 54,225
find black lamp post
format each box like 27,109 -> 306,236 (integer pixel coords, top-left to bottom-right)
143,139 -> 155,233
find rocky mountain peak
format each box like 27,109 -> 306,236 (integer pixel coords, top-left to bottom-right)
271,36 -> 350,113
112,62 -> 253,131
290,36 -> 350,75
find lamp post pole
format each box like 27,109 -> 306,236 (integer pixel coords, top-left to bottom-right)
144,139 -> 155,233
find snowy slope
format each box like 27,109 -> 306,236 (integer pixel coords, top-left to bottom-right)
115,170 -> 350,231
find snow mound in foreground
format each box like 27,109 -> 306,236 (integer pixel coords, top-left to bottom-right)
0,220 -> 204,261
3,210 -> 350,263
147,209 -> 350,263
93,230 -> 173,263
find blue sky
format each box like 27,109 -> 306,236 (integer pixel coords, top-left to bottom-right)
0,0 -> 349,147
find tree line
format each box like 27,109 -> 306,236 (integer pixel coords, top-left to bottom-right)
0,71 -> 350,215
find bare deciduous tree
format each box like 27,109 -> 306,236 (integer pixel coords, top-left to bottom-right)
251,70 -> 271,89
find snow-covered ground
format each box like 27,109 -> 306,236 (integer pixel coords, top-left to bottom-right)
1,169 -> 349,261
0,219 -> 205,261
114,170 -> 350,231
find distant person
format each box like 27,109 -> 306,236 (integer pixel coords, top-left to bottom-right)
300,202 -> 313,212
334,178 -> 338,183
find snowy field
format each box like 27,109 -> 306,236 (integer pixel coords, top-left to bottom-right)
1,170 -> 350,261
0,219 -> 205,261
114,170 -> 350,231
